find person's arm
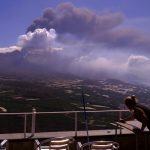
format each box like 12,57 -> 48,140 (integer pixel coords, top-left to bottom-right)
120,113 -> 135,123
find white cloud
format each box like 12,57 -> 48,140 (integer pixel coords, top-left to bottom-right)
127,55 -> 149,66
17,28 -> 58,52
0,46 -> 21,53
126,55 -> 150,84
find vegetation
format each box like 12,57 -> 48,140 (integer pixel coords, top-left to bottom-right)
0,76 -> 150,133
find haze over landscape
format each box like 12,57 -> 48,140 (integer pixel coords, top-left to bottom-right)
0,0 -> 150,85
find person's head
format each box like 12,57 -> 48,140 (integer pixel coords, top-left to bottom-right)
124,96 -> 137,110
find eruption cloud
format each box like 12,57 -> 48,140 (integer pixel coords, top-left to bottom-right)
27,3 -> 150,52
1,3 -> 150,85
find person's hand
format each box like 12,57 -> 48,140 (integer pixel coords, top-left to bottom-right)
0,107 -> 7,112
119,119 -> 125,123
133,128 -> 142,134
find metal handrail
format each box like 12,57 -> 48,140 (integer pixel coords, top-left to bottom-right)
0,109 -> 129,115
0,109 -> 129,138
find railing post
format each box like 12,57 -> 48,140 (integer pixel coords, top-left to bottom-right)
119,111 -> 122,120
119,110 -> 122,134
31,108 -> 36,136
24,114 -> 27,138
75,112 -> 78,137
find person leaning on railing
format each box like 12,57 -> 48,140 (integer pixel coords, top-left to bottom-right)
120,95 -> 150,133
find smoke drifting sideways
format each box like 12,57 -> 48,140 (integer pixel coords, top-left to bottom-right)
1,2 -> 150,85
27,3 -> 150,52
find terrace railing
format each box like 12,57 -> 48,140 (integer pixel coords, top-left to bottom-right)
0,109 -> 130,138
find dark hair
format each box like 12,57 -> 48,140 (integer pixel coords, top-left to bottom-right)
124,96 -> 137,107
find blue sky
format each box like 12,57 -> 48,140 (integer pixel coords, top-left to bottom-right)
0,0 -> 150,85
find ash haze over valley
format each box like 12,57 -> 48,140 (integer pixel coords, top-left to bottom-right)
1,1 -> 150,133
0,1 -> 150,86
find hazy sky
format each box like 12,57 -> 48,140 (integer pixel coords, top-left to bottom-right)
0,0 -> 150,85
